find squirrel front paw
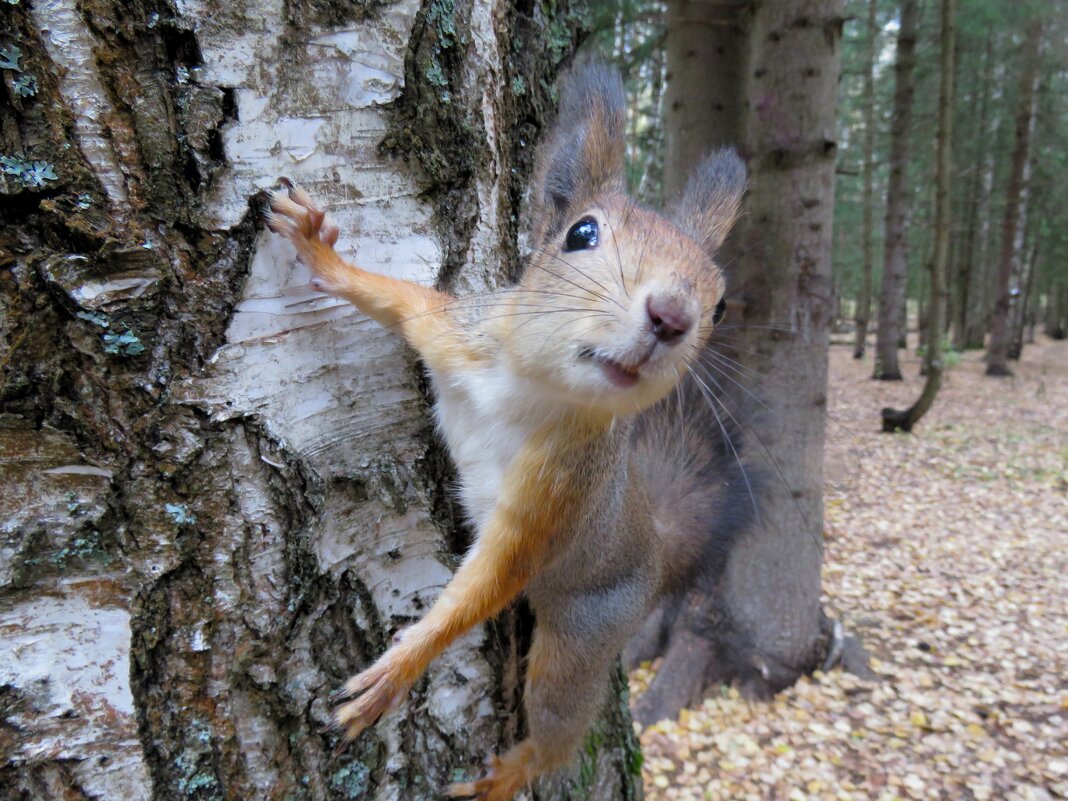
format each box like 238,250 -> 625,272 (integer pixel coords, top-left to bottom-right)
265,179 -> 342,291
330,650 -> 413,749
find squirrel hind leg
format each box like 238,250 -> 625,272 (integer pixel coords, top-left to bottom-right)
445,742 -> 539,801
447,622 -> 624,800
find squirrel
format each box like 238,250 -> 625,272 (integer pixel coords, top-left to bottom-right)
266,63 -> 747,801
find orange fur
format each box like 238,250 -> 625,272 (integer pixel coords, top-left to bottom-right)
446,742 -> 539,801
332,417 -> 607,744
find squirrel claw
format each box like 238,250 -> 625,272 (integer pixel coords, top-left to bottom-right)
266,180 -> 337,248
329,656 -> 411,746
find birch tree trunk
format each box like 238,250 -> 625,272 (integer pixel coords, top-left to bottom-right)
0,2 -> 642,800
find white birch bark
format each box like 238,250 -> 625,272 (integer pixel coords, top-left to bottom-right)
1,2 -> 638,800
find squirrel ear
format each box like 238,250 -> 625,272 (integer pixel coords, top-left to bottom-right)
671,149 -> 748,254
533,62 -> 626,240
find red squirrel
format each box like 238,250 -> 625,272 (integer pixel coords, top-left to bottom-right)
267,63 -> 746,801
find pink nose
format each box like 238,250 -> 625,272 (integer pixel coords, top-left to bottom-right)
646,294 -> 693,344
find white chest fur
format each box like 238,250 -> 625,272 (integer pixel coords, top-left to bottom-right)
431,362 -> 559,532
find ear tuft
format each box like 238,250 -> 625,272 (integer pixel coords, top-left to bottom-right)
672,149 -> 748,254
533,62 -> 627,241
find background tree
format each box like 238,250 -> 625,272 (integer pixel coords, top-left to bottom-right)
986,19 -> 1043,376
853,0 -> 879,360
0,2 -> 642,800
881,0 -> 955,432
622,0 -> 852,726
874,0 -> 918,380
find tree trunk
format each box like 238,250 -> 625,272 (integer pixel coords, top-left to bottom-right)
962,45 -> 1008,351
662,0 -> 749,195
628,0 -> 849,725
1010,241 -> 1039,358
874,0 -> 918,380
0,3 -> 642,800
882,0 -> 956,432
952,29 -> 991,350
986,19 -> 1042,376
726,0 -> 845,693
853,0 -> 877,360
1047,279 -> 1068,340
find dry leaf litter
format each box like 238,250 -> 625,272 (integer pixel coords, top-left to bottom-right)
633,336 -> 1068,801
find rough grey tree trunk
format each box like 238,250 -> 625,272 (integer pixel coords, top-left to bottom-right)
630,0 -> 848,727
724,0 -> 845,692
0,2 -> 642,800
874,0 -> 917,380
662,0 -> 749,195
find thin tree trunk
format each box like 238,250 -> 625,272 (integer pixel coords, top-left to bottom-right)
952,29 -> 996,350
853,0 -> 878,360
883,0 -> 956,432
1006,163 -> 1036,360
874,0 -> 918,379
1047,280 -> 1068,340
1010,241 -> 1039,358
986,20 -> 1043,376
0,2 -> 640,800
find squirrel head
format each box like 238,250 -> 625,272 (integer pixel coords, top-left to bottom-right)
504,62 -> 747,417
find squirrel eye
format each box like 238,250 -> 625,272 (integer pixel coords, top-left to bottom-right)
712,297 -> 727,325
563,217 -> 599,252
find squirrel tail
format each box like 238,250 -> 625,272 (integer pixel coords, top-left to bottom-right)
630,369 -> 759,595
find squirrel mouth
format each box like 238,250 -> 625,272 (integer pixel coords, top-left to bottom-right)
579,347 -> 645,388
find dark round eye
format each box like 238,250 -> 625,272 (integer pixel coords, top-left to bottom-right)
563,217 -> 599,252
712,297 -> 727,325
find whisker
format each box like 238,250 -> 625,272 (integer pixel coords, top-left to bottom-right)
695,348 -> 855,436
527,257 -> 624,311
530,245 -> 621,307
686,366 -> 760,521
690,367 -> 819,545
689,359 -> 776,420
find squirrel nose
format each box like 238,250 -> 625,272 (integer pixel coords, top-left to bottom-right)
646,294 -> 693,344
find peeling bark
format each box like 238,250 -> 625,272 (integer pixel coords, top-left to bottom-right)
0,1 -> 640,799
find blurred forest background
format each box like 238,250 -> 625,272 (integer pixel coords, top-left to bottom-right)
591,0 -> 1068,380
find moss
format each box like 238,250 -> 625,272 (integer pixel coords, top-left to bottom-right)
329,762 -> 371,800
49,529 -> 112,567
380,0 -> 481,290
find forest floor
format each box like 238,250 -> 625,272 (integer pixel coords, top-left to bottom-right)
633,335 -> 1068,801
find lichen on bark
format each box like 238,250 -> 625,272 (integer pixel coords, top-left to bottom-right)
1,0 -> 641,799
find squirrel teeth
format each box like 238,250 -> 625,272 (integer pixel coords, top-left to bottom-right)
579,347 -> 644,388
578,343 -> 656,389
598,358 -> 641,388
